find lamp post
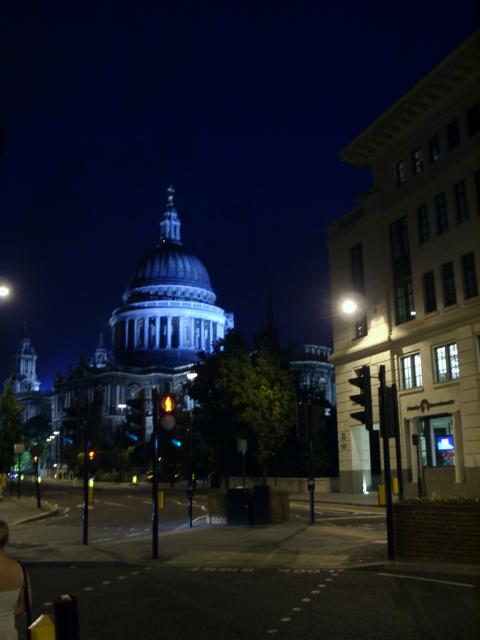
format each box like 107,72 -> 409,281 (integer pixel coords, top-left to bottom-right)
186,372 -> 198,528
0,283 -> 11,299
13,443 -> 25,497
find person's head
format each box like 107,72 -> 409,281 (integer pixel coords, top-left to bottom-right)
0,521 -> 9,549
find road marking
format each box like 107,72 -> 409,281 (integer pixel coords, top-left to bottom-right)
267,629 -> 278,634
103,501 -> 123,507
318,584 -> 326,588
325,578 -> 332,581
118,576 -> 126,580
311,590 -> 320,594
280,618 -> 291,622
322,515 -> 384,521
83,587 -> 94,591
131,571 -> 140,575
377,572 -> 476,588
42,602 -> 53,607
301,598 -> 311,602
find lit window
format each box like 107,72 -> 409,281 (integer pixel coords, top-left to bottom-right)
412,147 -> 423,175
434,343 -> 460,382
401,353 -> 423,389
396,159 -> 407,185
429,134 -> 441,162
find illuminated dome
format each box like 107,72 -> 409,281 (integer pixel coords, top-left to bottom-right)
110,186 -> 234,369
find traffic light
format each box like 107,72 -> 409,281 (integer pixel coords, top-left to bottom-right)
159,392 -> 176,431
125,389 -> 146,443
88,450 -> 95,462
63,400 -> 80,446
349,365 -> 373,431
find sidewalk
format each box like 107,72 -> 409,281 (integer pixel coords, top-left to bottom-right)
0,495 -> 59,526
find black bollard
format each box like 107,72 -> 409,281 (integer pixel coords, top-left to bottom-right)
54,594 -> 80,640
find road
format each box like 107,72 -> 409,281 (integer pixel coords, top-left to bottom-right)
10,482 -> 479,639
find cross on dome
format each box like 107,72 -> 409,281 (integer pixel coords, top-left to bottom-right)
159,185 -> 182,245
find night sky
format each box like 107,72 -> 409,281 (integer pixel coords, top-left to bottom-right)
1,2 -> 478,391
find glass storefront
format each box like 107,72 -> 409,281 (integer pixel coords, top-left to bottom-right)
419,414 -> 454,467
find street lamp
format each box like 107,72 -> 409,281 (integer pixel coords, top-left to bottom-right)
0,284 -> 11,299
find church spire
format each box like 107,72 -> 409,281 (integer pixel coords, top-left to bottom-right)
159,185 -> 182,245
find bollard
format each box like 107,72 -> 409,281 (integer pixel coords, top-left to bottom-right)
29,614 -> 56,640
88,478 -> 94,504
378,484 -> 386,506
158,490 -> 164,510
54,594 -> 79,640
392,477 -> 399,496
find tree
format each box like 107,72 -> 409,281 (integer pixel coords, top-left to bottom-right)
0,380 -> 24,473
189,330 -> 296,484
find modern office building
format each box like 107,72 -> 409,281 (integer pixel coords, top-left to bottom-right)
328,30 -> 480,496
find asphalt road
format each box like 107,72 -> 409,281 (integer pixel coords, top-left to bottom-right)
19,562 -> 480,640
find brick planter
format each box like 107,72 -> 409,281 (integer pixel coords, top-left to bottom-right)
393,503 -> 480,563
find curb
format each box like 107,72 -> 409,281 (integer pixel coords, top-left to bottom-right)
10,503 -> 60,527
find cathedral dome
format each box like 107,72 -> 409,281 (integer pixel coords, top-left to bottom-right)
128,241 -> 213,294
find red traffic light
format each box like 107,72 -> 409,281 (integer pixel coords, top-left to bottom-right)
161,393 -> 176,414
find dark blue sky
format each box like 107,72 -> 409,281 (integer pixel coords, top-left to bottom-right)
0,1 -> 478,390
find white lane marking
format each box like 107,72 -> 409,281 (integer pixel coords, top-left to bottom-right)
301,598 -> 311,602
280,618 -> 291,622
325,578 -> 332,581
311,590 -> 320,594
374,540 -> 387,544
131,571 -> 140,575
377,572 -> 476,588
118,576 -> 126,580
322,515 -> 384,520
144,567 -> 152,570
318,584 -> 326,588
83,587 -> 94,591
142,500 -> 151,505
102,581 -> 111,585
292,607 -> 301,612
42,602 -> 53,607
103,501 -> 123,507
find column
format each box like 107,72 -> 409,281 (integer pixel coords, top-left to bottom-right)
144,316 -> 149,348
155,316 -> 160,349
133,318 -> 138,348
167,316 -> 172,348
124,320 -> 129,350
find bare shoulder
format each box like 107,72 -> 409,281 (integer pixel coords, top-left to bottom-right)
0,556 -> 24,588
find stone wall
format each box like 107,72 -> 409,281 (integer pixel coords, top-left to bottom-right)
393,503 -> 480,563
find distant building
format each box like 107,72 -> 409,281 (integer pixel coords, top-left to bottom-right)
9,330 -> 52,424
328,31 -> 480,495
11,187 -> 234,448
289,345 -> 335,406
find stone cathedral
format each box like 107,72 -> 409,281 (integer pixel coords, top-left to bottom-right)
11,187 -> 234,443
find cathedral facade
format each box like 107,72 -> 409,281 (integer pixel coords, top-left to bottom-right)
13,188 -> 234,445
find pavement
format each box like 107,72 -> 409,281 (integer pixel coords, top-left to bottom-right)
2,485 -> 479,576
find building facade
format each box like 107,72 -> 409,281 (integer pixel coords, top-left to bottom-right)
328,31 -> 480,496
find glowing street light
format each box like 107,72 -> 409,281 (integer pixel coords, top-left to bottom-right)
0,284 -> 11,298
340,298 -> 358,315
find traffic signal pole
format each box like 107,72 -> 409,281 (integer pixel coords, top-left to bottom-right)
379,365 -> 394,560
82,417 -> 90,545
151,389 -> 159,560
34,458 -> 41,509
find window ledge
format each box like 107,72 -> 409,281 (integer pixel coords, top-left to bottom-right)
399,387 -> 424,397
433,379 -> 460,389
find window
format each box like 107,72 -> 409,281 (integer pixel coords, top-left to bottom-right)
442,262 -> 456,306
396,159 -> 407,184
395,278 -> 415,324
454,180 -> 469,222
401,353 -> 423,389
417,203 -> 429,243
434,343 -> 460,382
429,134 -> 441,162
462,252 -> 478,299
435,192 -> 449,233
466,104 -> 480,137
423,271 -> 437,313
419,415 -> 455,467
390,216 -> 410,258
411,147 -> 423,175
446,120 -> 460,150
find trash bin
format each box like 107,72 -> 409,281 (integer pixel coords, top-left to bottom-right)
54,594 -> 79,640
227,488 -> 252,525
252,485 -> 271,525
